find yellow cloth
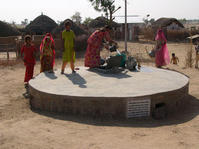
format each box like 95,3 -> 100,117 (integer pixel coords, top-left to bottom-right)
43,41 -> 53,57
62,30 -> 76,62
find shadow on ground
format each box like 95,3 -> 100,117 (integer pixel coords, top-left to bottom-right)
87,68 -> 132,79
44,72 -> 58,80
64,73 -> 87,88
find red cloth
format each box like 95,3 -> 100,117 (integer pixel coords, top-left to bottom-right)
24,64 -> 34,82
21,44 -> 37,65
85,30 -> 111,68
40,33 -> 55,67
21,44 -> 36,82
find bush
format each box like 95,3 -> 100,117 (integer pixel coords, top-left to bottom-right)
140,27 -> 199,42
75,34 -> 88,52
185,45 -> 194,68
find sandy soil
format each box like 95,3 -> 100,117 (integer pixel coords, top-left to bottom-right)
0,42 -> 199,149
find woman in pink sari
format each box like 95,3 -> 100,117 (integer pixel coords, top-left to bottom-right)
85,25 -> 117,68
155,29 -> 170,67
40,33 -> 55,72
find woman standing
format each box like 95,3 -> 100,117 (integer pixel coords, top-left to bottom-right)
61,21 -> 76,74
40,33 -> 55,72
85,25 -> 117,68
155,29 -> 170,68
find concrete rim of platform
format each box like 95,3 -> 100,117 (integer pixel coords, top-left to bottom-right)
29,66 -> 189,98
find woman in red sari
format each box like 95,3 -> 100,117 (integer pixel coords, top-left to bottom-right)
85,25 -> 117,68
40,33 -> 55,72
21,35 -> 37,84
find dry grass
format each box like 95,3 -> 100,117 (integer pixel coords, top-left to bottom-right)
185,45 -> 195,68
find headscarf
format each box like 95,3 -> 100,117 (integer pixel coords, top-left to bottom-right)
40,33 -> 55,66
40,33 -> 55,52
155,29 -> 167,42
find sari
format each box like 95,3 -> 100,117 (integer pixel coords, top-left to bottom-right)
84,30 -> 111,68
155,29 -> 170,67
40,33 -> 55,72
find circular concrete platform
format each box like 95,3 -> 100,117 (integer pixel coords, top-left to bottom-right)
29,66 -> 189,118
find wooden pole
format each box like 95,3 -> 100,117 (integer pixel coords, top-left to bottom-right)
6,45 -> 9,61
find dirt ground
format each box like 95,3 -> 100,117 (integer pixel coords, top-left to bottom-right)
0,42 -> 199,149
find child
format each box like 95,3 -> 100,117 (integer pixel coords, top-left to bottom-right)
21,35 -> 37,86
195,41 -> 199,68
40,33 -> 55,73
61,21 -> 76,74
170,53 -> 179,65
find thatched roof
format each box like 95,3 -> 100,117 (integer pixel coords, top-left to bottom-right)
25,15 -> 58,35
0,21 -> 21,37
52,19 -> 87,36
88,17 -> 120,28
153,18 -> 184,28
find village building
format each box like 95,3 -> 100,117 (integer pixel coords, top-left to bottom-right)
0,21 -> 20,37
152,18 -> 184,30
116,22 -> 145,41
52,19 -> 87,37
25,14 -> 58,35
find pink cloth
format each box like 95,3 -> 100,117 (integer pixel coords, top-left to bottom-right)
155,29 -> 170,67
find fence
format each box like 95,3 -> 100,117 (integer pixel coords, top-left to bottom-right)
0,36 -> 20,60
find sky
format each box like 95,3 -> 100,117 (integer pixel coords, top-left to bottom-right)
0,0 -> 198,24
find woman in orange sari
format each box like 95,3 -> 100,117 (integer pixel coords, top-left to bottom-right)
40,33 -> 55,72
85,25 -> 117,68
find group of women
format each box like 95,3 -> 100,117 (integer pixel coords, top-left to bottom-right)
40,26 -> 170,73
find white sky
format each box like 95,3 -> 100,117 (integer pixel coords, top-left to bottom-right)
0,0 -> 198,24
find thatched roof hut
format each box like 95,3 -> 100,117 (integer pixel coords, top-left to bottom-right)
25,15 -> 58,35
0,21 -> 21,37
52,19 -> 87,36
88,17 -> 120,28
152,18 -> 184,29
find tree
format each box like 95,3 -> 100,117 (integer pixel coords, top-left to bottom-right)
83,17 -> 93,26
11,21 -> 16,27
89,0 -> 120,25
57,20 -> 63,25
149,18 -> 155,24
21,19 -> 29,26
179,18 -> 187,24
71,12 -> 82,25
143,18 -> 155,26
